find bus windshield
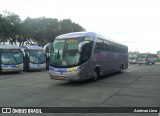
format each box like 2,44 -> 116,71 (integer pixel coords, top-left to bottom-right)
141,54 -> 147,58
137,54 -> 147,60
28,50 -> 46,64
130,57 -> 137,60
1,49 -> 23,64
50,37 -> 94,67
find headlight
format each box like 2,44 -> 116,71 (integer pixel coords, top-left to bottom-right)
75,68 -> 81,74
17,64 -> 23,68
43,63 -> 46,67
68,67 -> 77,72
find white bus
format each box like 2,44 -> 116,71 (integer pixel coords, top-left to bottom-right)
137,53 -> 157,65
0,44 -> 23,72
21,45 -> 47,71
49,32 -> 128,81
129,55 -> 138,64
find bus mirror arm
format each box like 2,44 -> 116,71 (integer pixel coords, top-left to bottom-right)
44,43 -> 52,53
78,41 -> 90,53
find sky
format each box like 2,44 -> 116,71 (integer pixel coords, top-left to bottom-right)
0,0 -> 160,54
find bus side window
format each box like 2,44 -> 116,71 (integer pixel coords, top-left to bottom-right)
110,42 -> 114,52
124,46 -> 127,53
104,40 -> 111,51
117,45 -> 121,52
122,46 -> 125,53
95,38 -> 104,53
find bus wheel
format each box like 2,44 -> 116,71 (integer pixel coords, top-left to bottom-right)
91,69 -> 99,82
119,65 -> 123,74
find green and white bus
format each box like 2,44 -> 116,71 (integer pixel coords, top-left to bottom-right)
0,44 -> 23,72
49,32 -> 128,81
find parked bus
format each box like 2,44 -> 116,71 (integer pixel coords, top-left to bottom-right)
21,45 -> 46,71
49,32 -> 128,81
0,44 -> 23,72
129,55 -> 138,64
137,53 -> 157,65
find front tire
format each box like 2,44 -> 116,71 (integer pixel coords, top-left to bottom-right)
91,69 -> 99,82
119,65 -> 123,74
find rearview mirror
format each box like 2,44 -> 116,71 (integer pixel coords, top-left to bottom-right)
78,41 -> 90,53
44,43 -> 52,53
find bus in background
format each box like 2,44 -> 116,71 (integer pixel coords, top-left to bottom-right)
129,55 -> 138,64
49,32 -> 128,81
21,45 -> 46,71
137,53 -> 157,65
0,44 -> 23,73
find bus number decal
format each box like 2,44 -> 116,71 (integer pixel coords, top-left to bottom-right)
67,40 -> 78,44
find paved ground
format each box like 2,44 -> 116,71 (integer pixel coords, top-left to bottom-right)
0,63 -> 160,116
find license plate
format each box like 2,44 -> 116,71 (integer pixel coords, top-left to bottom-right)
59,77 -> 64,79
37,64 -> 42,67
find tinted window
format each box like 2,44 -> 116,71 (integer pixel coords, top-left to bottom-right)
104,40 -> 111,51
96,38 -> 104,52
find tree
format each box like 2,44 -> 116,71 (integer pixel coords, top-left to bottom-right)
58,19 -> 85,34
2,11 -> 21,45
0,14 -> 6,43
0,11 -> 85,46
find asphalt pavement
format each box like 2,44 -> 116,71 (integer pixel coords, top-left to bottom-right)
0,63 -> 160,116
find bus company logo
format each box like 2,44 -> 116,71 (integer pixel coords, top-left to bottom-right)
1,108 -> 42,114
2,108 -> 11,113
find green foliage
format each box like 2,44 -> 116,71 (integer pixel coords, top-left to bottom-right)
1,11 -> 21,44
0,11 -> 85,46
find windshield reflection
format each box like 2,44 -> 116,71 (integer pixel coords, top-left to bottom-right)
50,37 -> 94,68
28,50 -> 46,63
1,49 -> 23,64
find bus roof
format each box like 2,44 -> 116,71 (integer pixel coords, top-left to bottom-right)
55,32 -> 127,47
21,45 -> 44,50
138,53 -> 156,55
0,44 -> 20,49
56,32 -> 97,39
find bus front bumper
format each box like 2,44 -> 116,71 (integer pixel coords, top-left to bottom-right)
49,68 -> 81,81
137,60 -> 147,64
1,64 -> 23,72
29,63 -> 46,70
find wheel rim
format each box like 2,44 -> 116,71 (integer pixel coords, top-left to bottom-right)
119,65 -> 123,73
93,71 -> 98,80
120,66 -> 123,73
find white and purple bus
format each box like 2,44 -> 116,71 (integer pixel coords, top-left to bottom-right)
49,32 -> 128,81
137,53 -> 157,65
0,44 -> 23,73
21,45 -> 47,71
